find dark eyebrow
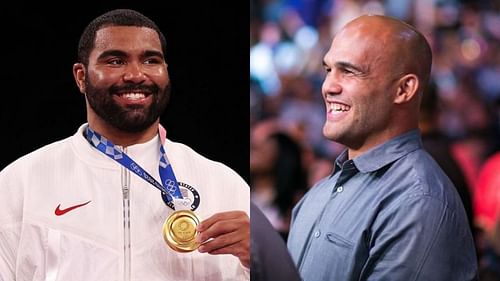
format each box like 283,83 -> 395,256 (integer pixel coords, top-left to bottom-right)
97,50 -> 128,60
322,60 -> 364,73
96,49 -> 165,61
334,61 -> 365,74
143,50 -> 164,60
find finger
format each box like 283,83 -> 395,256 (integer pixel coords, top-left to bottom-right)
198,231 -> 243,253
197,211 -> 247,232
206,241 -> 250,268
196,217 -> 242,243
207,241 -> 242,256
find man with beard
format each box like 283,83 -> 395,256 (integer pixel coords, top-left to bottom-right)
0,9 -> 249,280
286,15 -> 478,280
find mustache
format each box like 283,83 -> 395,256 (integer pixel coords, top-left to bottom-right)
109,83 -> 160,95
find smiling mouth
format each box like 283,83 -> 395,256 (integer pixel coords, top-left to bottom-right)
118,92 -> 150,101
328,102 -> 351,113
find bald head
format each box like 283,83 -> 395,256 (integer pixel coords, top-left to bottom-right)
321,15 -> 433,155
340,15 -> 432,95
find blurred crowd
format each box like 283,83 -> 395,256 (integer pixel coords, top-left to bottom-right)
250,0 -> 500,279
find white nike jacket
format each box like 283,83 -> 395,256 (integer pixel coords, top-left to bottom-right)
0,124 -> 250,281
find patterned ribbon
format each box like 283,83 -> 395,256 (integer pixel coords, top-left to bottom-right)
85,125 -> 184,208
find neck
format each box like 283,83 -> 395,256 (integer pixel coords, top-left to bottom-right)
87,118 -> 159,147
252,175 -> 275,190
347,125 -> 418,159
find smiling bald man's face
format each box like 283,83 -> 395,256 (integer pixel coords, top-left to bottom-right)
321,15 -> 432,157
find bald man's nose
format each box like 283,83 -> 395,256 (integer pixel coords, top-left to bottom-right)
322,75 -> 342,96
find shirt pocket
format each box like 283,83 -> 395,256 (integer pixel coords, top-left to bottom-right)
303,231 -> 354,280
325,232 -> 354,249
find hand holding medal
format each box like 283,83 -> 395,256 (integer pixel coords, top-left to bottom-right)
195,210 -> 250,268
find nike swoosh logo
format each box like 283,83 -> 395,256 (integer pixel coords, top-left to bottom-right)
54,201 -> 91,216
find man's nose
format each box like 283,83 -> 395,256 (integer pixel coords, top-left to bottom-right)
123,62 -> 146,83
322,75 -> 342,97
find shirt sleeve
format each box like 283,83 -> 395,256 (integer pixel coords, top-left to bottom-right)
362,194 -> 478,281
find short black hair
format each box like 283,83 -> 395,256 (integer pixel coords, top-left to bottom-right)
77,9 -> 167,66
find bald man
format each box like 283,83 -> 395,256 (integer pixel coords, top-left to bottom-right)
287,15 -> 478,280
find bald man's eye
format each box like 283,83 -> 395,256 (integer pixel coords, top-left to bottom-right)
341,68 -> 355,75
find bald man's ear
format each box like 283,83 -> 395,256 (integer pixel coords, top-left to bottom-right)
394,74 -> 419,104
73,63 -> 87,94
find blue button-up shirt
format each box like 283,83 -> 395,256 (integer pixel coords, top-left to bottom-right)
287,130 -> 478,281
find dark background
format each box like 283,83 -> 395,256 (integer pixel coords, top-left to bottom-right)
0,3 -> 249,182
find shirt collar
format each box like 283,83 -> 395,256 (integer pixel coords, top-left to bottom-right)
333,129 -> 423,175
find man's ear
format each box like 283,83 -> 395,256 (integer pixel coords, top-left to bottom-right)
394,74 -> 419,104
73,63 -> 86,94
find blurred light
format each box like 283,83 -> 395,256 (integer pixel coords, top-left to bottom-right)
274,42 -> 302,75
385,0 -> 412,20
260,22 -> 282,46
250,43 -> 281,95
435,71 -> 457,99
436,3 -> 459,26
294,25 -> 318,50
362,0 -> 385,15
477,68 -> 500,102
250,44 -> 274,77
485,13 -> 500,40
461,38 -> 481,61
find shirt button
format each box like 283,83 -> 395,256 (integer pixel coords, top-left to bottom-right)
314,230 -> 321,238
337,186 -> 344,193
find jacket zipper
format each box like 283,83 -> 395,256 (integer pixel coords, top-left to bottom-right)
121,147 -> 131,281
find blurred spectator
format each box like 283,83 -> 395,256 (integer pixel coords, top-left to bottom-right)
448,76 -> 500,196
304,150 -> 334,188
419,80 -> 475,241
475,152 -> 500,245
250,119 -> 308,241
475,152 -> 500,280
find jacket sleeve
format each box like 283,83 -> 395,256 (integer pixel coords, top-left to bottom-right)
0,224 -> 20,280
0,165 -> 24,280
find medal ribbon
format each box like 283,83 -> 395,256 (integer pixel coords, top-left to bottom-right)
85,125 -> 183,208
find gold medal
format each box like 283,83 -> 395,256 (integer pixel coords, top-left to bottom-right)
162,210 -> 201,252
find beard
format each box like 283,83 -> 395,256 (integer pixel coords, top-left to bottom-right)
85,77 -> 171,133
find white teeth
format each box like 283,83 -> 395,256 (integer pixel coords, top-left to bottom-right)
329,102 -> 350,112
121,92 -> 146,100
